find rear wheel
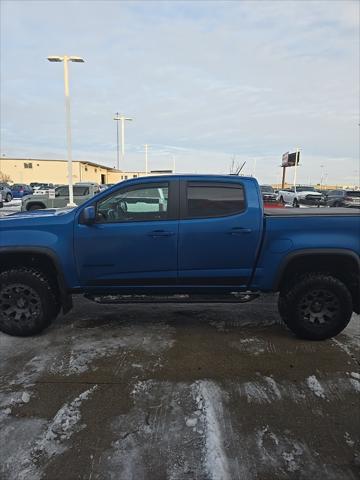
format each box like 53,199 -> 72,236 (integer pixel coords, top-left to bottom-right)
278,273 -> 352,340
0,268 -> 59,336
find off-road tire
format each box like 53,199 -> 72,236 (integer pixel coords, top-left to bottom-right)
293,198 -> 299,208
0,268 -> 59,336
5,193 -> 12,202
278,273 -> 353,340
279,196 -> 285,205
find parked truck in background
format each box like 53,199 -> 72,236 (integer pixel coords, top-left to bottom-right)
0,175 -> 359,339
277,185 -> 323,207
21,183 -> 99,211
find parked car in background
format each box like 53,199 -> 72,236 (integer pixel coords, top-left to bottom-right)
277,186 -> 322,207
10,184 -> 33,198
324,189 -> 360,208
0,183 -> 13,202
260,185 -> 283,208
21,184 -> 100,211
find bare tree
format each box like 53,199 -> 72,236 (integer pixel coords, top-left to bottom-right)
0,172 -> 12,183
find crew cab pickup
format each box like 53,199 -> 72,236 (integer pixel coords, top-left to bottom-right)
277,186 -> 323,207
0,175 -> 359,339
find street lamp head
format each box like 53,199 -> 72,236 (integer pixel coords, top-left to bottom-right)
69,56 -> 85,63
125,118 -> 133,122
47,56 -> 63,62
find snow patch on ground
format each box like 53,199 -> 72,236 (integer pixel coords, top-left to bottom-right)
51,323 -> 175,376
101,381 -> 206,480
306,375 -> 326,399
229,337 -> 265,354
193,380 -> 231,480
239,376 -> 283,404
349,378 -> 360,393
344,432 -> 355,448
256,425 -> 304,473
34,385 -> 97,458
0,386 -> 96,480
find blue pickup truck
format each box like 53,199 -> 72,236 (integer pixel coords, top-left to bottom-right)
0,175 -> 359,339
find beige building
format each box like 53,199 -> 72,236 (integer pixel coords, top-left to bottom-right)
0,157 -> 170,185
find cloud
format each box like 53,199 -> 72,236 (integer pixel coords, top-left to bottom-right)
1,0 -> 359,185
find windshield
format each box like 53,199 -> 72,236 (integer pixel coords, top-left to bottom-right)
346,191 -> 360,197
55,186 -> 90,196
11,184 -> 26,191
296,186 -> 316,192
260,186 -> 274,193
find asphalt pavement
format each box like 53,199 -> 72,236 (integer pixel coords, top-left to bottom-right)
0,295 -> 359,480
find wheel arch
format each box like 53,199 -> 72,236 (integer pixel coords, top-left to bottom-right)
26,201 -> 46,211
274,249 -> 360,312
0,247 -> 73,313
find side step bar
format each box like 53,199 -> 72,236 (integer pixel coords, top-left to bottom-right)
85,292 -> 260,304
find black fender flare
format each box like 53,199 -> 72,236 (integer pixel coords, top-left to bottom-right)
0,246 -> 73,313
273,248 -> 360,291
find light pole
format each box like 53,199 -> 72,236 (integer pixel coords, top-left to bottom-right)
144,144 -> 149,175
114,112 -> 120,170
293,147 -> 300,188
48,55 -> 84,207
114,113 -> 133,169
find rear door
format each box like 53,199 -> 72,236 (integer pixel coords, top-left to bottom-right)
178,179 -> 262,287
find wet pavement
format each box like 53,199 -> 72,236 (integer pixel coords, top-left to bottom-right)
0,295 -> 359,480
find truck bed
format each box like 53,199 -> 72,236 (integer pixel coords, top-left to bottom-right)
264,207 -> 360,216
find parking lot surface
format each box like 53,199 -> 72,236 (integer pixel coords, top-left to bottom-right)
0,199 -> 22,217
0,295 -> 359,480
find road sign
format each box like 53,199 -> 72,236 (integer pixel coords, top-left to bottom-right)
48,189 -> 56,199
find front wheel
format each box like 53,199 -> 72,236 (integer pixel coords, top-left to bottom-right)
0,268 -> 59,336
293,198 -> 300,208
278,273 -> 353,340
5,193 -> 12,202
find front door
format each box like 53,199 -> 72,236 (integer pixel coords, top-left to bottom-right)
178,179 -> 262,288
74,180 -> 179,288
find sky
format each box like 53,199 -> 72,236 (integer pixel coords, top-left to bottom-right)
0,0 -> 359,185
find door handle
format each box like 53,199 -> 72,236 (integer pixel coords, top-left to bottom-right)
148,230 -> 175,238
228,227 -> 252,235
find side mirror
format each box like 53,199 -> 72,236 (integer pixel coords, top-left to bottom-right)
81,205 -> 96,225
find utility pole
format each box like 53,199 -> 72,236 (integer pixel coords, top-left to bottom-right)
114,112 -> 120,170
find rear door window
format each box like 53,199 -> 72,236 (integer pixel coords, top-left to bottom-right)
185,182 -> 245,219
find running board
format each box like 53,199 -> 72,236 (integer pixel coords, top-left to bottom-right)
85,292 -> 260,304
